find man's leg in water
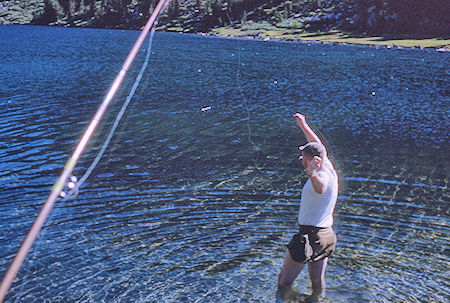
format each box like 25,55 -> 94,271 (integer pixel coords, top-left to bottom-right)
278,250 -> 305,288
308,257 -> 328,297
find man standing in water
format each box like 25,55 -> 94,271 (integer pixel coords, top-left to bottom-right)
278,113 -> 338,299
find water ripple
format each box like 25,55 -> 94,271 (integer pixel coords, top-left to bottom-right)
1,27 -> 448,302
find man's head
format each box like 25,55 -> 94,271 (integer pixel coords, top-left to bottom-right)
299,142 -> 326,158
298,142 -> 327,169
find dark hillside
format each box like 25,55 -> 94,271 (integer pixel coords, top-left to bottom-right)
1,0 -> 448,38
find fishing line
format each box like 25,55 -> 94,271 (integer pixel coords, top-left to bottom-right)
223,6 -> 263,172
236,46 -> 256,148
63,8 -> 166,200
0,1 -> 170,301
235,39 -> 264,172
14,7 -> 169,297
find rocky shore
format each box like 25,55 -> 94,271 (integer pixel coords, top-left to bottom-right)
206,26 -> 450,50
1,0 -> 448,50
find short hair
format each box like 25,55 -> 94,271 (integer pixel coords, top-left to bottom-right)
299,142 -> 327,158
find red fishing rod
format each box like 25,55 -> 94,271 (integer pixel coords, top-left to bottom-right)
0,0 -> 170,301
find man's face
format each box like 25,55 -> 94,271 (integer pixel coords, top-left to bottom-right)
300,152 -> 313,170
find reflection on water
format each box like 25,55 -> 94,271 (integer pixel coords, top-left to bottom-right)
0,25 -> 449,302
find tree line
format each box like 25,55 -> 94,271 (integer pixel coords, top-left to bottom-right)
31,0 -> 449,36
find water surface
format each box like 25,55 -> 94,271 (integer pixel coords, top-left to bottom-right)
0,25 -> 449,302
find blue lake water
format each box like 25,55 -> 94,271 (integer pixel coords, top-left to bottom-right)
0,25 -> 449,302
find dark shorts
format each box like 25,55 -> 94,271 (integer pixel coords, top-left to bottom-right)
287,225 -> 337,263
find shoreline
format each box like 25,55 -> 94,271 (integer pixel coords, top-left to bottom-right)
207,27 -> 450,51
3,23 -> 449,52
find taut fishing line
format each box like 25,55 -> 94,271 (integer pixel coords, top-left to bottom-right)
230,18 -> 264,173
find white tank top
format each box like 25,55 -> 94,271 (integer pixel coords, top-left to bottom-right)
298,160 -> 338,227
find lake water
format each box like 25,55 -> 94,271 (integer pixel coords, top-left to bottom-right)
0,25 -> 448,302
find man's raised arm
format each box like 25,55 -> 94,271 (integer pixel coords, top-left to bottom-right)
293,113 -> 322,144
